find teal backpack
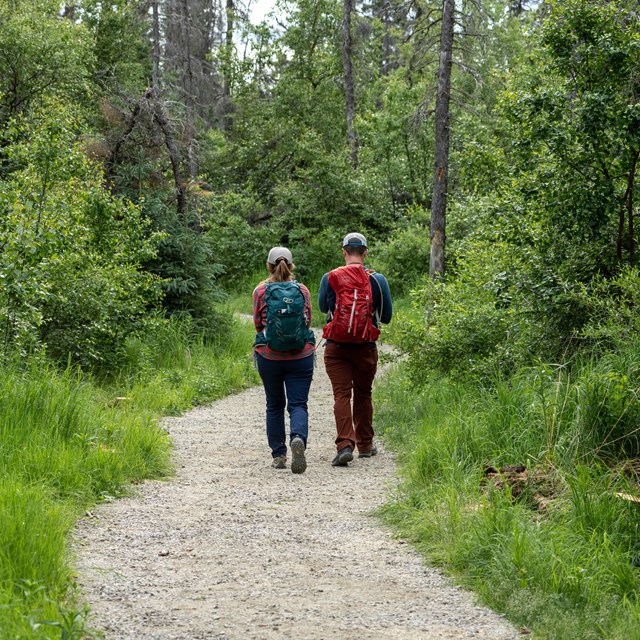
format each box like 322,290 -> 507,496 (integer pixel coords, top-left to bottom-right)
255,281 -> 315,351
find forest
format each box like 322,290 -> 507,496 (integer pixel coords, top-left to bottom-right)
2,0 -> 640,637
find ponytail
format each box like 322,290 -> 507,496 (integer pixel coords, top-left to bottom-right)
261,258 -> 295,284
272,259 -> 293,281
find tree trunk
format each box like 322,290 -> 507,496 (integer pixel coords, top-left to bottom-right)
618,150 -> 640,265
627,151 -> 639,266
381,3 -> 391,75
153,93 -> 186,216
429,0 -> 454,279
180,0 -> 198,179
62,4 -> 76,20
510,1 -> 525,17
151,0 -> 161,94
618,202 -> 625,262
222,0 -> 235,130
342,0 -> 358,169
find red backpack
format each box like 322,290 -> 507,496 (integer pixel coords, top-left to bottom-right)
322,264 -> 381,343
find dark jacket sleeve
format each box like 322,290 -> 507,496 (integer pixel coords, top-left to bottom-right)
318,273 -> 333,315
371,273 -> 393,325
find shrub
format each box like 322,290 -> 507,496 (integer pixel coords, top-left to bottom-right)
395,242 -> 513,382
204,199 -> 279,287
0,100 -> 162,370
578,267 -> 640,351
369,205 -> 430,297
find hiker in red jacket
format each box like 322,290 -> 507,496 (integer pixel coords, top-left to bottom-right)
318,233 -> 393,467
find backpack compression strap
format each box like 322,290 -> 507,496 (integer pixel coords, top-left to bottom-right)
325,268 -> 382,326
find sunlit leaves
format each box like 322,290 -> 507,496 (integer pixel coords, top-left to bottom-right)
0,0 -> 93,129
0,99 -> 162,368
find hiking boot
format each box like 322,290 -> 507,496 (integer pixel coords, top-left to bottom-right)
331,446 -> 354,467
358,444 -> 378,459
272,455 -> 286,469
290,437 -> 307,474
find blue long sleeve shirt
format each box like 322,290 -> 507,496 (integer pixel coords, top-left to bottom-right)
318,268 -> 393,326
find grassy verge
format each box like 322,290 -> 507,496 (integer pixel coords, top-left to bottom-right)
375,348 -> 640,639
0,316 -> 258,638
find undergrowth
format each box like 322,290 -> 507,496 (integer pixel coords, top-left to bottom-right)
0,316 -> 258,638
376,345 -> 640,639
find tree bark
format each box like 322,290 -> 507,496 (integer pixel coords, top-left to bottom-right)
381,2 -> 391,76
222,0 -> 235,130
106,4 -> 185,215
618,201 -> 625,262
153,93 -> 186,216
62,5 -> 76,20
106,99 -> 143,186
429,0 -> 455,279
151,0 -> 161,94
627,151 -> 639,266
342,0 -> 358,169
180,0 -> 198,179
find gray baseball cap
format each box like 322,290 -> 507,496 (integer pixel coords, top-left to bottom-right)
342,232 -> 367,248
267,246 -> 293,265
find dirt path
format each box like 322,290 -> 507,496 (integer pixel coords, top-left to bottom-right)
74,338 -> 520,640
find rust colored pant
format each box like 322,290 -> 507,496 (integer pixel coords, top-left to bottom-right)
324,341 -> 378,453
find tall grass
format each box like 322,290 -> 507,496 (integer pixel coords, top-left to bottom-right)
0,316 -> 258,637
376,342 -> 640,639
115,316 -> 259,413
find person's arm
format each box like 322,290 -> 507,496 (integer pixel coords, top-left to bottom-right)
300,284 -> 312,327
317,274 -> 331,314
372,274 -> 393,324
253,285 -> 266,332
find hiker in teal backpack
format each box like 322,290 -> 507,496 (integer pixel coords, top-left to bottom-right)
253,247 -> 315,474
318,233 -> 393,467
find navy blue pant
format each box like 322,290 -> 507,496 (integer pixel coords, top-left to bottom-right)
256,353 -> 314,458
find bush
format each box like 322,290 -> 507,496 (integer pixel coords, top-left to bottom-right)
390,225 -> 607,383
578,267 -> 640,351
369,205 -> 430,296
149,210 -> 230,340
204,198 -> 279,287
394,242 -> 513,382
0,100 -> 163,370
283,226 -> 344,281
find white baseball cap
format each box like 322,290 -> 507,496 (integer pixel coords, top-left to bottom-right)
267,246 -> 293,265
342,232 -> 367,248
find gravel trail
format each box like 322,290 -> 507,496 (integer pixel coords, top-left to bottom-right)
73,338 -> 521,640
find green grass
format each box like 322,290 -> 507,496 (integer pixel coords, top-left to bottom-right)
376,349 -> 640,639
0,315 -> 258,638
113,315 -> 259,414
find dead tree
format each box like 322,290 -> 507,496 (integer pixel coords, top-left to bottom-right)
429,0 -> 454,279
222,0 -> 235,130
342,0 -> 358,168
178,0 -> 198,178
106,2 -> 186,216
